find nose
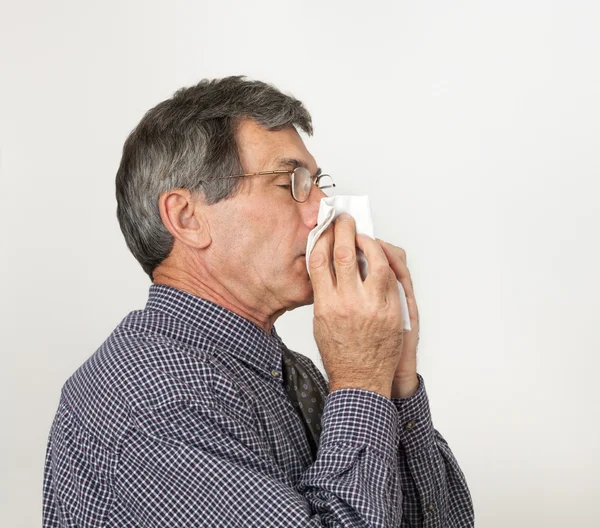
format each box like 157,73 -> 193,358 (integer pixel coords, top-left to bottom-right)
311,183 -> 328,201
304,183 -> 327,228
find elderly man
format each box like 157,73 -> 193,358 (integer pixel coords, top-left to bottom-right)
42,76 -> 474,527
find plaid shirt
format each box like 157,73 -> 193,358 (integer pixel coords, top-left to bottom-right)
42,284 -> 474,527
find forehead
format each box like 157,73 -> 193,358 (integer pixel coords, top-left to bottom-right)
235,118 -> 315,169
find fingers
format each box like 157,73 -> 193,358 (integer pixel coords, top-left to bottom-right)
308,223 -> 336,296
309,217 -> 403,313
386,261 -> 402,308
355,233 -> 394,302
376,240 -> 403,279
332,214 -> 362,291
377,238 -> 406,265
376,239 -> 415,305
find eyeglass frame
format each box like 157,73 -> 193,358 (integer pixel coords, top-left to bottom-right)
219,167 -> 336,203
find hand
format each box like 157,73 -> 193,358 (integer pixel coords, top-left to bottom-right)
309,214 -> 405,400
376,239 -> 421,398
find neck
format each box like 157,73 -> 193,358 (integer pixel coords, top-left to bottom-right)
152,265 -> 285,335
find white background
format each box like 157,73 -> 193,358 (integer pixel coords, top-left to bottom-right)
1,1 -> 599,526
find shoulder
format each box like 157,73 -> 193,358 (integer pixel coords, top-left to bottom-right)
56,308 -> 229,450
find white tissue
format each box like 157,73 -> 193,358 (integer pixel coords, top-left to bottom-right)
305,195 -> 411,332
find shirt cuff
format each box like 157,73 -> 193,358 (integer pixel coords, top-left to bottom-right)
319,388 -> 398,464
391,373 -> 435,455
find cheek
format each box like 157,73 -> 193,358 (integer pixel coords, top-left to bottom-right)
222,197 -> 300,258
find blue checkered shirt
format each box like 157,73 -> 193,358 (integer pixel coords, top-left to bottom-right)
42,284 -> 474,527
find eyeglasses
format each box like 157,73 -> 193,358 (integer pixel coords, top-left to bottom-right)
221,167 -> 336,203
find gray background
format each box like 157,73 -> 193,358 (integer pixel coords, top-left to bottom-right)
1,1 -> 599,526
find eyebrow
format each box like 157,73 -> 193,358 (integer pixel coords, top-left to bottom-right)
273,157 -> 322,179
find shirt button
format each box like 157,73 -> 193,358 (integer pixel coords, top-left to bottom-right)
426,502 -> 435,514
271,370 -> 281,379
405,419 -> 416,431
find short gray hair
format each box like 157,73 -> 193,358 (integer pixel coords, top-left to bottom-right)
115,75 -> 313,281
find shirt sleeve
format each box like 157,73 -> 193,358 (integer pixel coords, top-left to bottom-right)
42,400 -> 115,527
391,373 -> 475,527
115,372 -> 402,527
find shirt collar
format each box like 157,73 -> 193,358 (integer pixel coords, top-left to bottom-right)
144,284 -> 286,377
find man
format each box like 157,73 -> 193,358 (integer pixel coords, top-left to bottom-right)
42,75 -> 474,527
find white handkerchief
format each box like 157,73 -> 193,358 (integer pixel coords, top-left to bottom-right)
305,195 -> 411,332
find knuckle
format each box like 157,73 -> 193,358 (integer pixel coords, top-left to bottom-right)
313,307 -> 327,320
366,301 -> 383,318
309,252 -> 326,268
337,304 -> 352,318
371,260 -> 391,277
313,300 -> 333,319
333,245 -> 354,264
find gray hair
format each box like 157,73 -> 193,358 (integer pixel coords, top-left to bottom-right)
115,75 -> 313,281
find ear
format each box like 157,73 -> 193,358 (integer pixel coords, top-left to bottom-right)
158,188 -> 211,249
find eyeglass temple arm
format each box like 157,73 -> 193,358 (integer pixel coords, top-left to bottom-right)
222,171 -> 336,189
224,170 -> 291,179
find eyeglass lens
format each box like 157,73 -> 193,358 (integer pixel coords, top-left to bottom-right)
292,167 -> 335,202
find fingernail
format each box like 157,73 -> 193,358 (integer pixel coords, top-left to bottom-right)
338,213 -> 352,222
